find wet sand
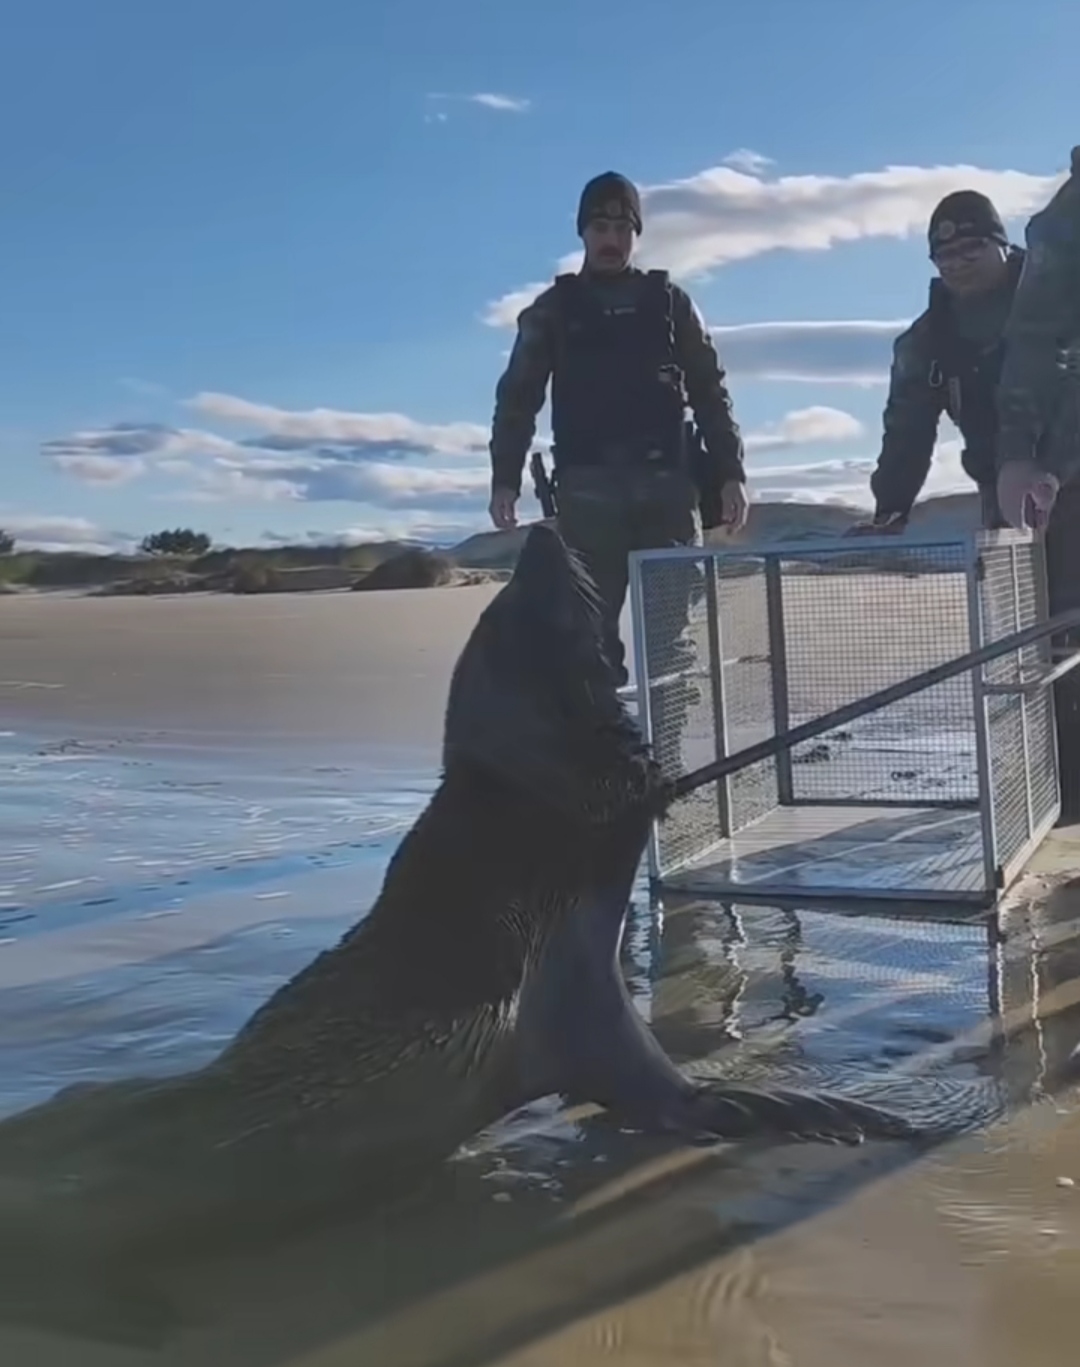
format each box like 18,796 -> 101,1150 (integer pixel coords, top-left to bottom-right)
0,572 -> 971,749
0,585 -> 504,760
1,582 -> 1079,1365
3,890 -> 1078,1367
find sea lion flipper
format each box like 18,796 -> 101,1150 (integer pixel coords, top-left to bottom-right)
0,1251 -> 185,1348
662,1083 -> 921,1147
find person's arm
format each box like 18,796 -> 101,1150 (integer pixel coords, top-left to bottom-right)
671,287 -> 746,485
996,168 -> 1080,484
488,291 -> 556,497
868,318 -> 945,522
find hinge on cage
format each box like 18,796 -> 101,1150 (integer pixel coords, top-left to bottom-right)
975,555 -> 986,581
994,865 -> 1005,889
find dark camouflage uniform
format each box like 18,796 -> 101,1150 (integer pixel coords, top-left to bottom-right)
996,147 -> 1080,485
995,148 -> 1080,818
489,268 -> 745,698
869,249 -> 1024,530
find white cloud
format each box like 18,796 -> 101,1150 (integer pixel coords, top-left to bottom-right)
189,452 -> 492,510
426,91 -> 531,116
482,283 -> 553,329
747,433 -> 968,509
0,513 -> 135,556
187,392 -> 489,457
256,509 -> 489,549
482,158 -> 1064,327
49,393 -> 869,525
744,405 -> 865,453
469,92 -> 531,113
712,318 -> 904,385
180,467 -> 306,505
722,148 -> 775,177
51,453 -> 148,484
43,422 -> 241,477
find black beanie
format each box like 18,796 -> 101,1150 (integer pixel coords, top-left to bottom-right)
928,190 -> 1008,254
576,171 -> 643,235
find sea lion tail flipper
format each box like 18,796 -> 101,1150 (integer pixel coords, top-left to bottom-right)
0,1249 -> 186,1348
672,1083 -> 921,1147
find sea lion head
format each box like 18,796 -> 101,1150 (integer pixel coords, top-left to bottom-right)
442,525 -> 668,822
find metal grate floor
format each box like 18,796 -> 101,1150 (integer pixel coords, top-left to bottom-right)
660,803 -> 988,904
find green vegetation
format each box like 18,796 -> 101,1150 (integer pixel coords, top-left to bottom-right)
0,528 -> 512,596
139,528 -> 212,557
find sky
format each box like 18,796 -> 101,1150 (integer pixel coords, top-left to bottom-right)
1,0 -> 1074,554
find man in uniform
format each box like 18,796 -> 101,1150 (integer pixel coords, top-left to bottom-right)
994,146 -> 1080,531
487,171 -> 749,696
850,189 -> 1026,535
994,146 -> 1080,819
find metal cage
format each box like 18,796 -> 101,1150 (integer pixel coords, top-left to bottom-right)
627,529 -> 1063,907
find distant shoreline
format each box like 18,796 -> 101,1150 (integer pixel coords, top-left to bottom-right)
0,493 -> 982,599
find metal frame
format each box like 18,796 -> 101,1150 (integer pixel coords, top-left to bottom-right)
627,527 -> 1071,908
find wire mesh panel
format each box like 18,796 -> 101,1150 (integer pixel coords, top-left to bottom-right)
777,543 -> 976,806
631,549 -> 724,877
714,559 -> 782,831
629,529 -> 1061,906
633,549 -> 790,878
977,533 -> 1060,879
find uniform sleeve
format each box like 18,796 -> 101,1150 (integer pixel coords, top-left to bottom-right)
869,318 -> 945,518
671,287 -> 746,483
488,290 -> 556,495
996,173 -> 1080,480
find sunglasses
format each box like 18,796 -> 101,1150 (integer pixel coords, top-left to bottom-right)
931,236 -> 991,265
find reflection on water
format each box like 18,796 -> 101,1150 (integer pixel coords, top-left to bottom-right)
0,726 -> 1079,1363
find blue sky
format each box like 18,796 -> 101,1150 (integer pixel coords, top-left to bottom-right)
1,0 -> 1073,552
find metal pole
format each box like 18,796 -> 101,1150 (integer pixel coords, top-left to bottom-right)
1011,544 -> 1035,847
967,547 -> 1000,897
628,552 -> 662,882
670,606 -> 1080,802
764,555 -> 793,806
702,555 -> 732,837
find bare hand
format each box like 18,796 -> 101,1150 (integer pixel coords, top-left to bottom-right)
489,487 -> 519,531
718,480 -> 749,533
996,461 -> 1060,532
845,512 -> 907,537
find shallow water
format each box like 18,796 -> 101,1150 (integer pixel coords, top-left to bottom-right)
1,721 -> 1079,1364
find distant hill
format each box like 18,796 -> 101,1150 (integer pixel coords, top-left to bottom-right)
450,520 -> 550,570
0,494 -> 986,595
448,493 -> 984,569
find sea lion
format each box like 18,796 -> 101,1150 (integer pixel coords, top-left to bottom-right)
0,526 -> 916,1276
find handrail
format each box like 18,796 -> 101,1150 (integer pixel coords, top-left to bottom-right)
981,647 -> 1080,695
670,606 -> 1080,802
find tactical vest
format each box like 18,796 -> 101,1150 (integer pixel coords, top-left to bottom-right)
547,268 -> 689,470
924,246 -> 1026,487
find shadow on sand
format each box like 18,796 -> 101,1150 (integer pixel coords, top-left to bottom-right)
3,874 -> 1080,1366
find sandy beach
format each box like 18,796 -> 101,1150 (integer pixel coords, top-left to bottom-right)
0,584 -> 504,760
0,580 -> 1078,1365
